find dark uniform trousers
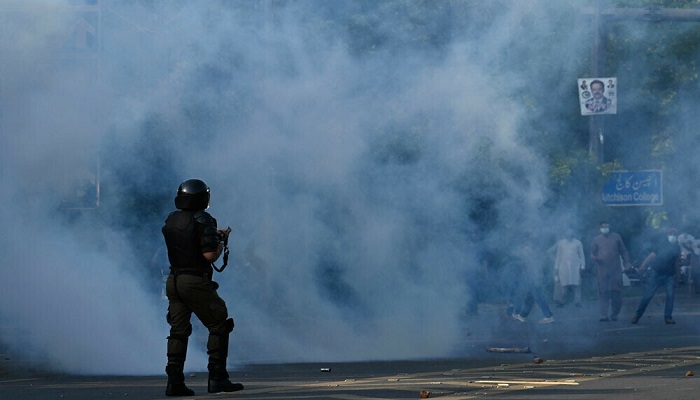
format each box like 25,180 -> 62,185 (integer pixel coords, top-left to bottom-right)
166,273 -> 233,380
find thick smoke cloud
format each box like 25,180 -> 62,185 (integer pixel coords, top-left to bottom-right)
4,0 -> 689,375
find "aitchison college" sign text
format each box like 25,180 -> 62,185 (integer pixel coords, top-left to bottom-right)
601,170 -> 663,206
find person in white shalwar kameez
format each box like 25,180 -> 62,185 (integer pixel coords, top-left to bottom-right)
548,229 -> 586,307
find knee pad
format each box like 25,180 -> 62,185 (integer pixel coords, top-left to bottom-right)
167,322 -> 193,340
209,317 -> 234,337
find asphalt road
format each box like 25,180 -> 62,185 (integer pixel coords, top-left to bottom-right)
2,290 -> 699,400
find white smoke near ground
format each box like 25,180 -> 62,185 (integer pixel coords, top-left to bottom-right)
0,208 -> 170,374
0,0 -> 660,375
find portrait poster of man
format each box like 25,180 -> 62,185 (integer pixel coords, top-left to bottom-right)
578,77 -> 617,115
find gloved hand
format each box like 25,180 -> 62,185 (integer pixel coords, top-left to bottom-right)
217,227 -> 232,243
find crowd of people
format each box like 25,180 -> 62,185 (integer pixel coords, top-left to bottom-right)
465,220 -> 700,325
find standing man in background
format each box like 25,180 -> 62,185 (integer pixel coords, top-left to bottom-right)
590,221 -> 633,321
549,228 -> 586,307
162,179 -> 244,396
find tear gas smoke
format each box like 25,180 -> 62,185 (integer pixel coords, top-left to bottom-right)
1,0 -> 697,375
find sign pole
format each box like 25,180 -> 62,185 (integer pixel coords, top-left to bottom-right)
590,0 -> 606,164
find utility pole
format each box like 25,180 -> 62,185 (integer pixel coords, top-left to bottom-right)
589,0 -> 605,164
584,3 -> 700,164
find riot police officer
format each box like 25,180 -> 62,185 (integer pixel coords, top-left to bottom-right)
162,179 -> 244,396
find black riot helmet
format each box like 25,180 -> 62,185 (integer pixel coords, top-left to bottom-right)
174,179 -> 210,210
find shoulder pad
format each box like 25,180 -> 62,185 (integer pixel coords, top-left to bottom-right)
194,210 -> 217,226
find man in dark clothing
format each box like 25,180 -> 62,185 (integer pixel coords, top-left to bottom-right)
162,179 -> 244,396
590,221 -> 633,321
631,230 -> 681,325
510,240 -> 555,324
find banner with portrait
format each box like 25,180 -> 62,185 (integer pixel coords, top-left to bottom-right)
578,77 -> 617,115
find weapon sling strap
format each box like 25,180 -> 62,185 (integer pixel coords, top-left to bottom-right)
212,234 -> 230,273
212,247 -> 229,273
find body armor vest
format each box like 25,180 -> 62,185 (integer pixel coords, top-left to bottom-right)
162,210 -> 211,272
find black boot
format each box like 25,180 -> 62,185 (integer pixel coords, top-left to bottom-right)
208,378 -> 244,393
165,365 -> 194,396
208,366 -> 244,393
206,318 -> 243,393
166,382 -> 194,397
